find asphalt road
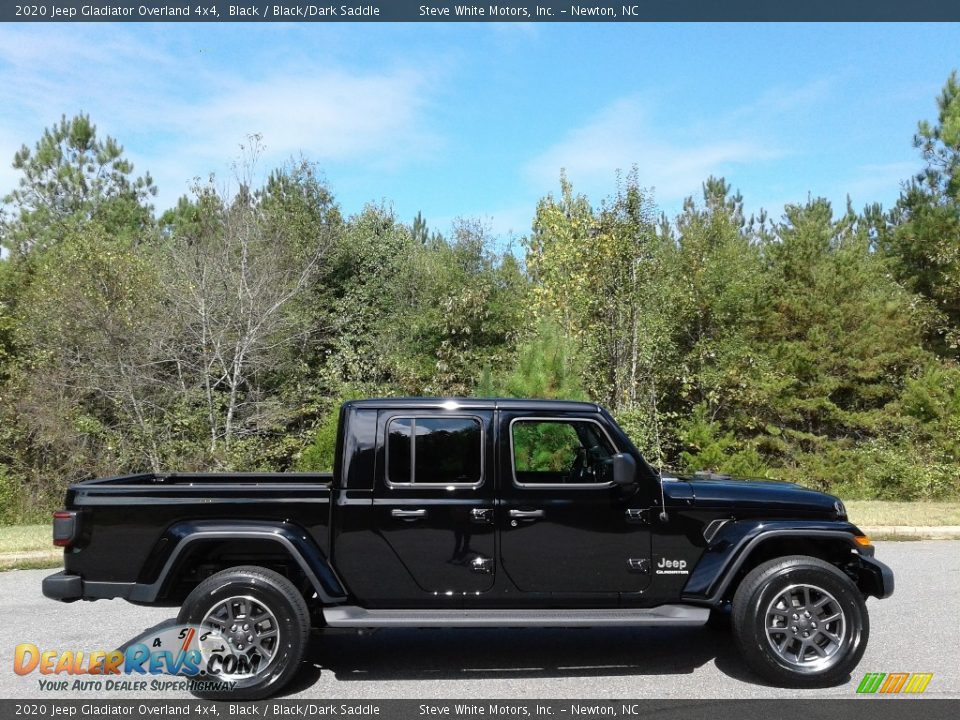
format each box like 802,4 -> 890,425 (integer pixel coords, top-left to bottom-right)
1,541 -> 956,700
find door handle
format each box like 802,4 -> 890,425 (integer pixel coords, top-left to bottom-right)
509,509 -> 544,519
391,509 -> 427,520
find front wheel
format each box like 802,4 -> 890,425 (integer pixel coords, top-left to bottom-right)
732,555 -> 869,687
178,566 -> 311,700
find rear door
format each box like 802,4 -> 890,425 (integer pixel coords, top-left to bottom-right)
497,412 -> 652,597
373,410 -> 496,595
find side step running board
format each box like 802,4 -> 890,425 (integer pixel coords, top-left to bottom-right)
323,605 -> 709,628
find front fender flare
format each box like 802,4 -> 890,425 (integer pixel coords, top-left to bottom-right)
682,520 -> 870,606
130,520 -> 347,604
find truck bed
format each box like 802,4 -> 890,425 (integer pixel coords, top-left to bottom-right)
60,472 -> 335,591
73,470 -> 333,486
66,471 -> 332,502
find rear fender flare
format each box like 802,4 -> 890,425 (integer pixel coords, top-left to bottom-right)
131,520 -> 347,604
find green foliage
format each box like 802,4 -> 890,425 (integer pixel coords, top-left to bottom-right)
677,403 -> 769,478
899,364 -> 960,458
827,439 -> 959,501
403,218 -> 526,395
298,413 -> 340,473
879,71 -> 960,355
1,113 -> 156,255
915,70 -> 960,200
476,320 -> 586,400
0,467 -> 22,525
298,389 -> 368,472
524,171 -> 679,458
5,77 -> 960,518
410,211 -> 442,245
0,258 -> 22,385
6,223 -> 172,489
512,422 -> 581,472
759,202 -> 926,412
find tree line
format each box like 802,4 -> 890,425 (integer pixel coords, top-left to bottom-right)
1,74 -> 959,521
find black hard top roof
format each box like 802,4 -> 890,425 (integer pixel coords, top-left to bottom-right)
344,397 -> 604,413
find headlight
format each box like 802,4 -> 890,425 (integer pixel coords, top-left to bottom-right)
834,500 -> 847,519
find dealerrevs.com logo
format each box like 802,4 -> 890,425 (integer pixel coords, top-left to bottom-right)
13,623 -> 261,693
856,672 -> 934,694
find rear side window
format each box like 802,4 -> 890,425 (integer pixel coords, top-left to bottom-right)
511,419 -> 616,486
387,416 -> 483,487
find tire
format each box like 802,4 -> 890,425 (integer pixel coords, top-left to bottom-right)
731,555 -> 868,687
177,565 -> 311,700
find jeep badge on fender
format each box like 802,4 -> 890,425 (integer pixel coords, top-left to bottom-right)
42,398 -> 894,698
656,558 -> 689,574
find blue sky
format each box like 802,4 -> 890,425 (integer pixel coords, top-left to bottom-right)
0,23 -> 957,243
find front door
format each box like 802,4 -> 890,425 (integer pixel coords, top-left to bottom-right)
497,412 -> 653,597
373,410 -> 496,595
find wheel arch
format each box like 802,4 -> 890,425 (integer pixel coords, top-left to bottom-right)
130,520 -> 347,606
682,521 -> 871,607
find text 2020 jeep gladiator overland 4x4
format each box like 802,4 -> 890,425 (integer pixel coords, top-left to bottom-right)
43,398 -> 893,698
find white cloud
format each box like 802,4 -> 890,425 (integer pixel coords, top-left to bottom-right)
484,204 -> 536,240
180,69 -> 434,166
843,161 -> 918,206
724,77 -> 837,126
0,26 -> 441,212
524,96 -> 782,205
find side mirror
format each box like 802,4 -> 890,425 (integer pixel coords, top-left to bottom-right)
612,453 -> 636,486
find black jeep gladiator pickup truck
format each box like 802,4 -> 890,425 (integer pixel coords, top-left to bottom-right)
43,398 -> 893,698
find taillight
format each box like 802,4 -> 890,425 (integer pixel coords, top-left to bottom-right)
52,510 -> 79,548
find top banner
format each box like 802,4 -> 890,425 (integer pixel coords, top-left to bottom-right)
4,1 -> 960,22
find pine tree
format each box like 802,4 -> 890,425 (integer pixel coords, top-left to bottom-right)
1,113 -> 156,256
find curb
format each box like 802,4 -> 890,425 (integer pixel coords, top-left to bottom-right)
862,525 -> 960,540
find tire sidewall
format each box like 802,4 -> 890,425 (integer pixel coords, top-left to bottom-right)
738,562 -> 868,686
178,572 -> 307,700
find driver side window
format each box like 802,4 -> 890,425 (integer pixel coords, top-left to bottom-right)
511,419 -> 615,486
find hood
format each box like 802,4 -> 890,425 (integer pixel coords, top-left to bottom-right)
662,473 -> 843,518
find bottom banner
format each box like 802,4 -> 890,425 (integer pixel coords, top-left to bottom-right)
2,699 -> 958,720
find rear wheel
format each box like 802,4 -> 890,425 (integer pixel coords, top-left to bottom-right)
178,566 -> 310,700
732,555 -> 868,687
